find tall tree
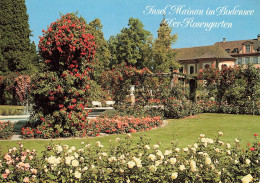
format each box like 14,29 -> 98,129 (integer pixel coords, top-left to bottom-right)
151,18 -> 179,73
108,18 -> 152,69
0,0 -> 38,73
86,18 -> 110,77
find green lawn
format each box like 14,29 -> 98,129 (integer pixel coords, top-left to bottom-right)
0,113 -> 259,155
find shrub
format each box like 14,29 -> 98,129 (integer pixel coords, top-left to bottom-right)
0,121 -> 14,139
0,133 -> 259,182
28,13 -> 100,138
164,98 -> 202,119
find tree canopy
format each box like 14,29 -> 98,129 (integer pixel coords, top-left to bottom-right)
108,18 -> 152,69
0,0 -> 38,74
151,19 -> 179,73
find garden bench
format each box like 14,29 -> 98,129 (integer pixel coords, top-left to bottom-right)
84,101 -> 115,110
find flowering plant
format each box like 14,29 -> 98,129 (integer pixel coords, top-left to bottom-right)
27,13 -> 100,138
0,121 -> 13,139
1,133 -> 259,182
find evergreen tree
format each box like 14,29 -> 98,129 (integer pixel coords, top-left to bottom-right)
151,18 -> 179,73
108,18 -> 152,69
0,0 -> 38,73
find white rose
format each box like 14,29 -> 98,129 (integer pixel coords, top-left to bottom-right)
144,145 -> 150,150
148,154 -> 156,161
179,165 -> 186,171
74,171 -> 81,179
153,144 -> 159,149
200,134 -> 205,138
108,157 -> 117,163
55,145 -> 63,153
245,159 -> 251,165
190,160 -> 197,172
175,148 -> 180,153
241,174 -> 253,183
149,165 -> 157,172
226,143 -> 231,149
116,137 -> 121,142
171,172 -> 178,180
155,160 -> 162,167
164,150 -> 172,156
127,161 -> 135,168
72,160 -> 79,167
193,143 -> 198,149
183,147 -> 189,152
169,158 -> 177,165
205,157 -> 211,165
218,131 -> 223,136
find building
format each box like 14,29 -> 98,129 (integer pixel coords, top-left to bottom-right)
214,35 -> 260,68
175,34 -> 260,74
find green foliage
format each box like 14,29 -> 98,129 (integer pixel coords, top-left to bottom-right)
151,19 -> 179,73
0,0 -> 38,73
86,18 -> 110,79
0,121 -> 14,139
197,64 -> 260,114
108,18 -> 152,69
164,98 -> 201,118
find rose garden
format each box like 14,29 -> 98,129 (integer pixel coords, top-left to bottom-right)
0,12 -> 259,183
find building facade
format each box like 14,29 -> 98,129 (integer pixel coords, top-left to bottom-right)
175,34 -> 260,74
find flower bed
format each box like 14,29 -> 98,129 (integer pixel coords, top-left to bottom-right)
0,133 -> 259,182
89,115 -> 163,135
0,121 -> 14,139
21,116 -> 163,139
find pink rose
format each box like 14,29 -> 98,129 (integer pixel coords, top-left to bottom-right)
23,177 -> 29,183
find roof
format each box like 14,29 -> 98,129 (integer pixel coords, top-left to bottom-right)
214,38 -> 260,53
174,45 -> 234,61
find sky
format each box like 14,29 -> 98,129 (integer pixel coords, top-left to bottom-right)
25,0 -> 260,49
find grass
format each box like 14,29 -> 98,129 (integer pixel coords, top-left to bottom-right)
0,105 -> 24,116
0,113 -> 259,155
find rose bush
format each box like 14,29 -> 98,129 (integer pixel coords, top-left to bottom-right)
0,121 -> 13,139
0,133 -> 259,182
26,13 -> 101,138
21,115 -> 162,138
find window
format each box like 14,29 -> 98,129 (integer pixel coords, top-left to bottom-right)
237,58 -> 242,65
179,67 -> 183,73
246,45 -> 250,52
242,58 -> 246,64
190,66 -> 194,74
225,49 -> 230,53
234,48 -> 239,53
204,64 -> 210,69
245,57 -> 250,64
253,57 -> 258,64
